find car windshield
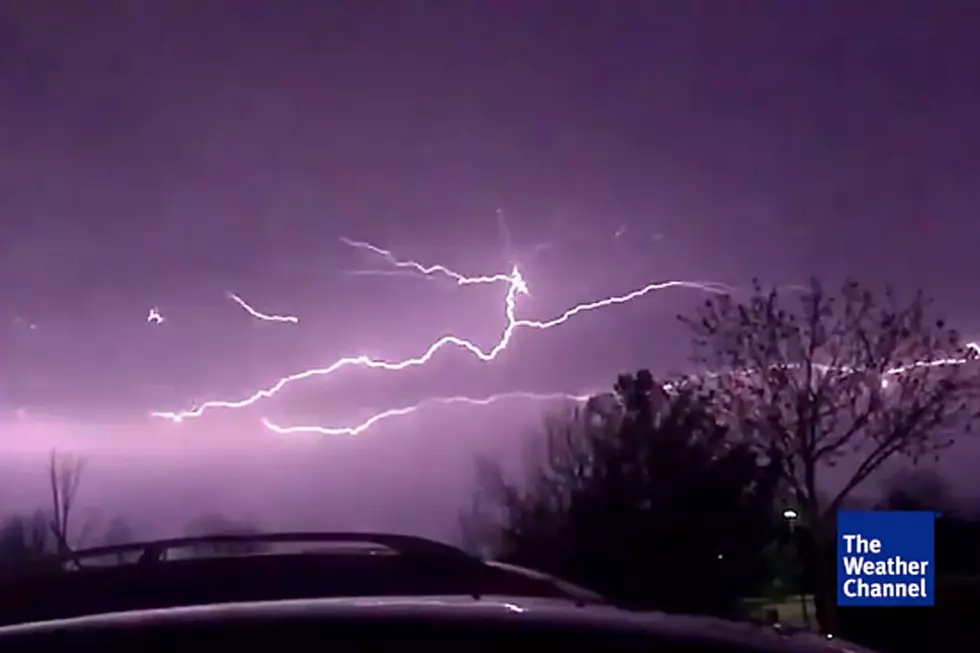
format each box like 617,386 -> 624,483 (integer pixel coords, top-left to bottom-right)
2,3 -> 974,651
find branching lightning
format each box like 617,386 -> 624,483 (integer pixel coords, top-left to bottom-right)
152,239 -> 730,431
155,239 -> 979,437
227,292 -> 300,324
339,238 -> 519,288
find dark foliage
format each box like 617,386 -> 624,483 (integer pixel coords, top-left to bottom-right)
466,370 -> 782,616
874,469 -> 980,575
0,511 -> 53,568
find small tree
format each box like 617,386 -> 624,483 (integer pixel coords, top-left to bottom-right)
47,451 -> 93,554
466,371 -> 782,616
681,278 -> 980,628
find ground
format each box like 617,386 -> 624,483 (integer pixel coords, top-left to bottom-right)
741,595 -> 816,629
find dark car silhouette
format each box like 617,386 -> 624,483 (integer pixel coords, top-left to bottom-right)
0,532 -> 878,652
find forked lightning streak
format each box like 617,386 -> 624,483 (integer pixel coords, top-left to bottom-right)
152,239 -> 728,432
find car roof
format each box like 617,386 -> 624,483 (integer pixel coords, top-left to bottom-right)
0,532 -> 609,625
0,595 -> 876,653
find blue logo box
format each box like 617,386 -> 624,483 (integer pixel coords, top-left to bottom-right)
837,510 -> 935,607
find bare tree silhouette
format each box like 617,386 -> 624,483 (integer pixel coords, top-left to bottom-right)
46,451 -> 93,555
682,278 -> 980,629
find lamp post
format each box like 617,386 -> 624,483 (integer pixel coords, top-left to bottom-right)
781,508 -> 810,628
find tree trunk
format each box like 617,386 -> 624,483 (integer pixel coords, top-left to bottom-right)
812,555 -> 838,633
806,517 -> 839,633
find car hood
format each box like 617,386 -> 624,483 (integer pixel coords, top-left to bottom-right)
0,594 -> 878,653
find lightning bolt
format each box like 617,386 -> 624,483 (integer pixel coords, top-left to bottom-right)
227,292 -> 300,324
343,269 -> 442,281
339,238 -> 518,287
152,240 -> 729,426
878,340 -> 980,385
263,336 -> 979,434
262,391 -> 594,436
147,308 -> 164,325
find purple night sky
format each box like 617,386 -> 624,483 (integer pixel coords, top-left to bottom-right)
2,1 -> 979,542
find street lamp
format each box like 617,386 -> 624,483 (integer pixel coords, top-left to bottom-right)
781,508 -> 810,628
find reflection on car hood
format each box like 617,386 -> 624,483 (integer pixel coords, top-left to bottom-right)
0,595 -> 878,652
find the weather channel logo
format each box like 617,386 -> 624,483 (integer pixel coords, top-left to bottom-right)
837,510 -> 935,607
